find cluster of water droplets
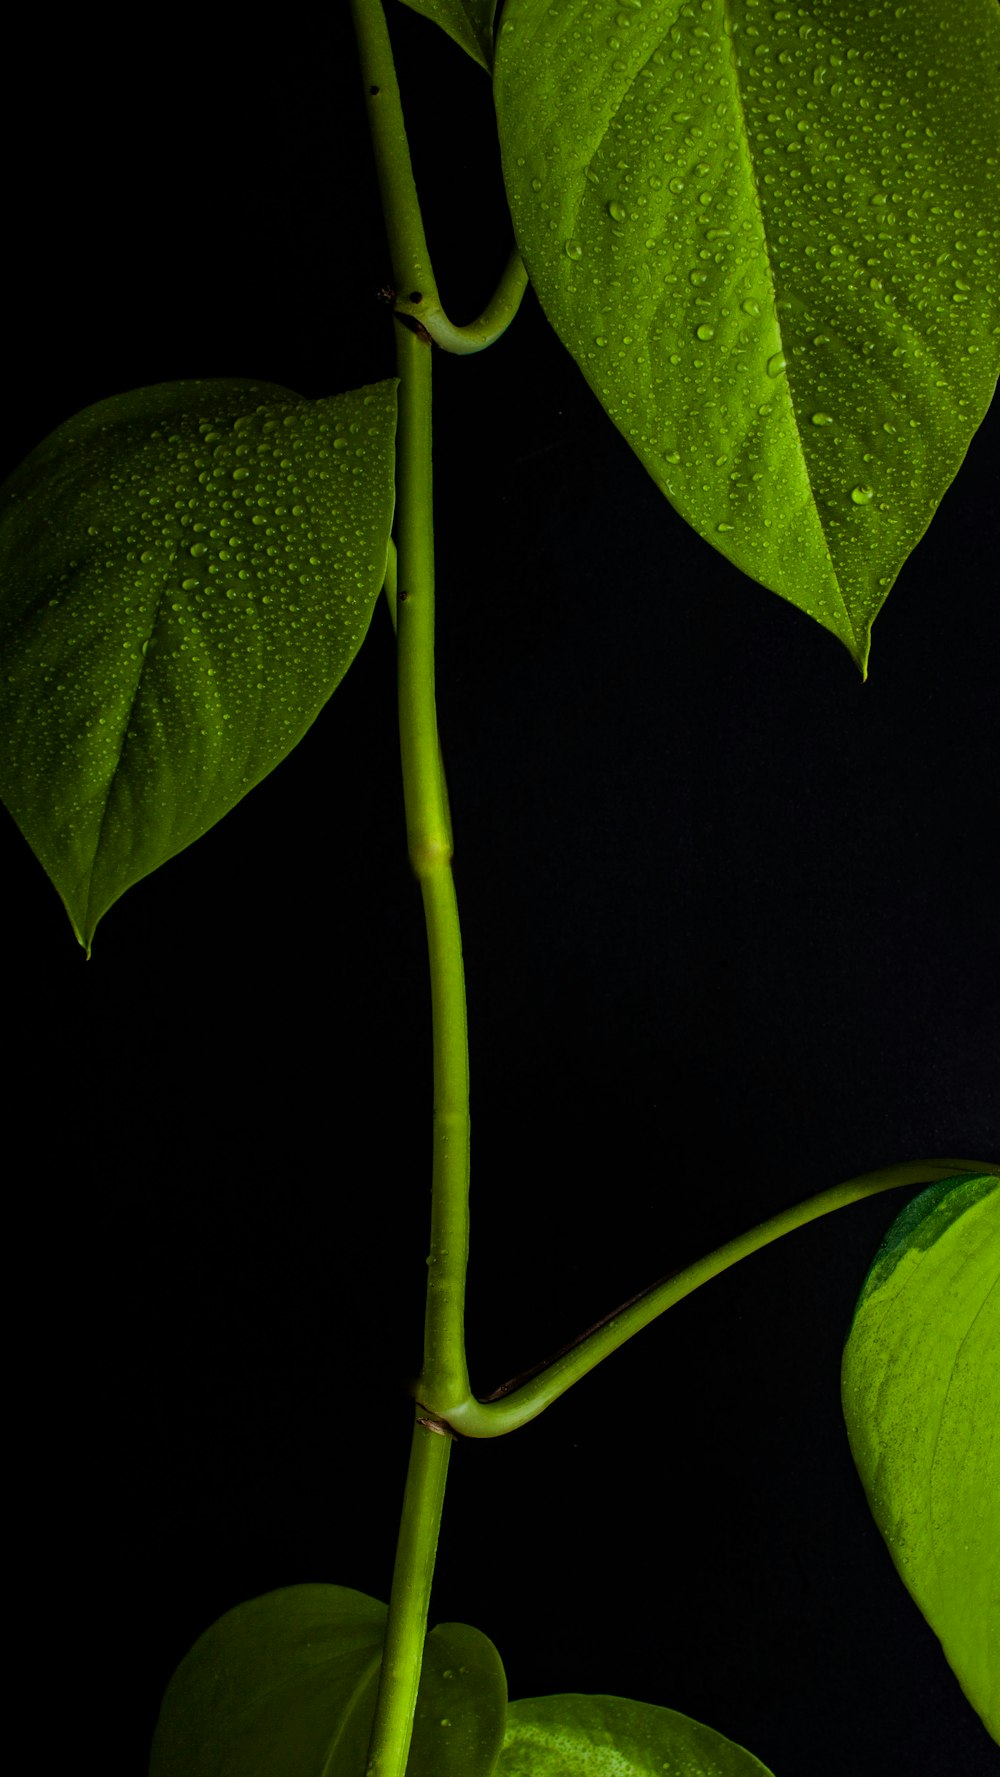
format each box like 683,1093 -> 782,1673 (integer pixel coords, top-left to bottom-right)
499,0 -> 998,620
0,380 -> 395,871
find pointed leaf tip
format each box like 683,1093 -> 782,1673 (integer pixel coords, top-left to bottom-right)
0,376 -> 398,950
494,0 -> 1000,661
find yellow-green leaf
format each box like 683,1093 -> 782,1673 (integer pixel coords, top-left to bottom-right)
500,1693 -> 775,1775
842,1173 -> 1000,1742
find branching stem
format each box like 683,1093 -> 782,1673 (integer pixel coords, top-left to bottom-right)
350,6 -> 996,1771
351,0 -> 525,353
421,1158 -> 997,1438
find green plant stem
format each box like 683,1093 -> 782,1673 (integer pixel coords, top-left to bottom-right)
364,1416 -> 452,1777
394,248 -> 529,353
393,320 -> 470,1411
350,0 -> 525,353
421,1158 -> 997,1437
351,5 -> 475,1772
365,321 -> 470,1777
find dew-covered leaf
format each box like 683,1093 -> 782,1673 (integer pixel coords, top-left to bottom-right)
0,377 -> 397,953
149,1583 -> 507,1777
842,1173 -> 1000,1742
396,0 -> 498,72
494,0 -> 1000,672
499,1693 -> 775,1775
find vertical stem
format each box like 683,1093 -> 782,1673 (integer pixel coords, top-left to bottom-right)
350,4 -> 472,1771
364,1419 -> 452,1776
364,306 -> 472,1777
395,320 -> 472,1412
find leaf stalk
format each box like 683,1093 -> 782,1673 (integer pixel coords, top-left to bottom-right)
350,0 -> 526,352
423,1158 -> 998,1438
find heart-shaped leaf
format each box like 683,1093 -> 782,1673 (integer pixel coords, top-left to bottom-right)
149,1582 -> 507,1777
493,0 -> 1000,672
499,1693 -> 775,1775
842,1173 -> 1000,1742
0,376 -> 397,953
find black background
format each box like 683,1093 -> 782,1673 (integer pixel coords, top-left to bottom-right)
4,6 -> 998,1775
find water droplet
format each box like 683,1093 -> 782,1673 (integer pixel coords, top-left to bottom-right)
564,239 -> 583,259
608,200 -> 626,222
766,351 -> 787,377
716,522 -> 734,532
741,299 -> 760,316
811,412 -> 833,425
851,484 -> 875,504
695,323 -> 715,340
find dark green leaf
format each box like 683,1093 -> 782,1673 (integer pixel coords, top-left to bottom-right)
149,1582 -> 507,1777
494,0 -> 1000,672
396,0 -> 498,73
499,1693 -> 775,1775
0,377 -> 397,953
842,1173 -> 1000,1742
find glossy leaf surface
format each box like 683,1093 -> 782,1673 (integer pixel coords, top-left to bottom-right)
149,1583 -> 507,1777
0,377 -> 397,952
494,0 -> 1000,671
499,1694 -> 775,1775
842,1173 -> 1000,1741
397,0 -> 497,71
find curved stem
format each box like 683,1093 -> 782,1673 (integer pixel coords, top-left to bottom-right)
420,1158 -> 997,1438
350,0 -> 526,353
395,248 -> 529,354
